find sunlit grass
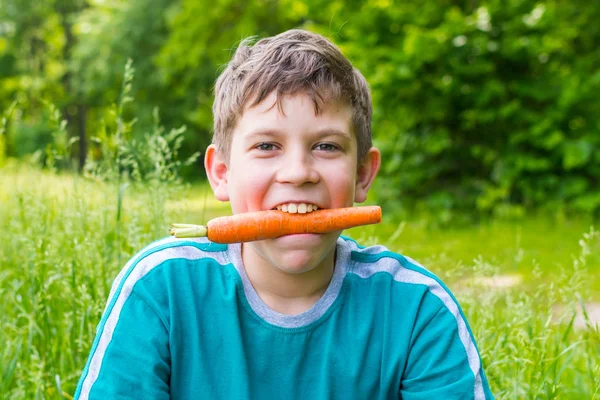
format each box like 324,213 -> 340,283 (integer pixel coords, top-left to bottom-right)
350,213 -> 600,301
1,162 -> 599,399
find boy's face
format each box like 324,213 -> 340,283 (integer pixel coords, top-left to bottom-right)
206,92 -> 380,275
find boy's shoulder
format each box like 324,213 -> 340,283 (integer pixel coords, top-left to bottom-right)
106,236 -> 230,299
339,235 -> 459,310
340,235 -> 440,285
128,236 -> 228,268
123,236 -> 227,269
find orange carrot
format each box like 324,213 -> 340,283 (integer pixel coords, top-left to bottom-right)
170,206 -> 382,244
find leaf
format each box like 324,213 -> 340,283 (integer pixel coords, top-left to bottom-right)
563,140 -> 592,170
573,191 -> 600,212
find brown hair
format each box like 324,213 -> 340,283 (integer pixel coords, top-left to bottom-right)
212,29 -> 372,162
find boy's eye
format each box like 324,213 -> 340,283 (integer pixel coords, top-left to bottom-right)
314,143 -> 339,152
255,142 -> 276,151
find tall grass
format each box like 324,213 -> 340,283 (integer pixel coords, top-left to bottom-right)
1,60 -> 202,398
1,163 -> 170,398
1,163 -> 599,398
458,231 -> 600,398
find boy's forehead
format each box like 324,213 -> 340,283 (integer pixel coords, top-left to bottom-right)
235,101 -> 352,145
241,92 -> 352,124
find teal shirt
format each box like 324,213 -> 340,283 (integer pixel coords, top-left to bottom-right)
75,236 -> 493,399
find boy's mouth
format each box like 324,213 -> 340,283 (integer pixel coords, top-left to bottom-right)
271,202 -> 320,214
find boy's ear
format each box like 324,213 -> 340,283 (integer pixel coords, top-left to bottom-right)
204,144 -> 230,202
354,147 -> 381,203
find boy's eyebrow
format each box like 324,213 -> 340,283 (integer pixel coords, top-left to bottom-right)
314,129 -> 352,139
245,128 -> 352,139
245,129 -> 280,138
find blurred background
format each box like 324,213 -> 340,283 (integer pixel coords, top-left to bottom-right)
1,2 -> 600,398
1,0 -> 599,220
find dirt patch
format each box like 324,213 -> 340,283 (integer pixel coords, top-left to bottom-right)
472,274 -> 523,288
455,273 -> 523,291
553,302 -> 600,330
569,302 -> 600,330
453,274 -> 600,329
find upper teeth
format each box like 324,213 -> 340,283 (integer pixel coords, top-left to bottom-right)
276,203 -> 319,213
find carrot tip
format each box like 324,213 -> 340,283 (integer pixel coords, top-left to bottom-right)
169,224 -> 208,238
171,223 -> 199,229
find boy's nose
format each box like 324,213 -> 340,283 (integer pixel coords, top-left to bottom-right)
276,152 -> 319,186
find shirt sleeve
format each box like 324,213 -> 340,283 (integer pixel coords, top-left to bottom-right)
74,289 -> 170,399
399,291 -> 494,400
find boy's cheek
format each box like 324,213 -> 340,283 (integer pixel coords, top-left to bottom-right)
229,178 -> 270,212
330,176 -> 358,205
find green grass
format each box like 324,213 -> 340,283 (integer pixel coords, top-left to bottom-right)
1,161 -> 599,399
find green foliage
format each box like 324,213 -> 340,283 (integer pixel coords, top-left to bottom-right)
0,133 -> 4,166
43,101 -> 78,171
71,0 -> 173,113
327,0 -> 600,216
83,60 -> 200,184
0,101 -> 17,167
2,0 -> 600,215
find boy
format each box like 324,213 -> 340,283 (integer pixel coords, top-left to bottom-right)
75,29 -> 493,399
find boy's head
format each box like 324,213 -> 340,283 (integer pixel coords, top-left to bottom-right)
212,29 -> 373,163
205,29 -> 380,275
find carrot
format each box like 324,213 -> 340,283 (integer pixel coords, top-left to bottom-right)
169,206 -> 382,244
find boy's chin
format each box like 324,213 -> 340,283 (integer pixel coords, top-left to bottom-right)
267,238 -> 337,274
244,232 -> 338,274
271,232 -> 338,255
271,255 -> 327,275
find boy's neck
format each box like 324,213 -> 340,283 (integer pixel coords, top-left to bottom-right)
241,244 -> 336,315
